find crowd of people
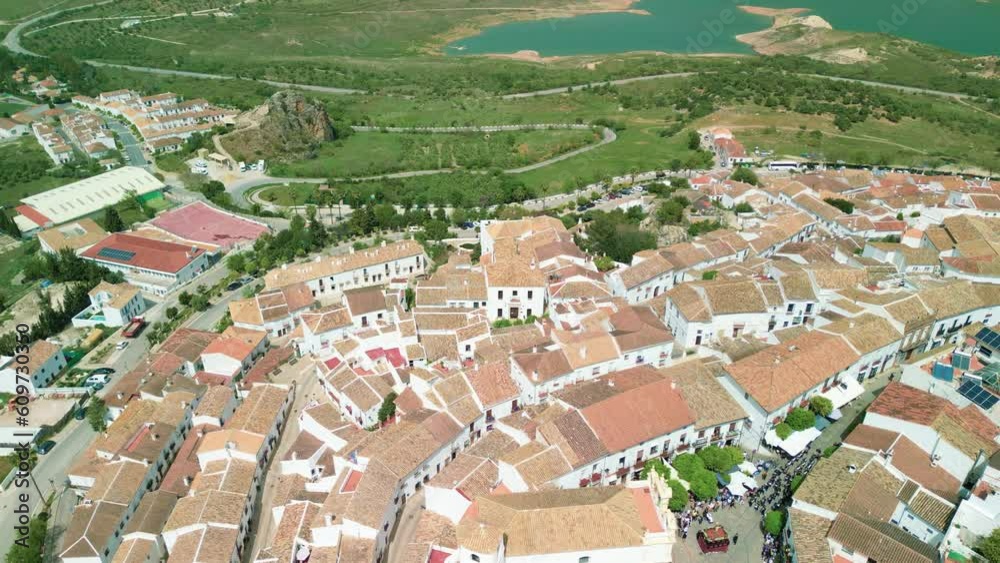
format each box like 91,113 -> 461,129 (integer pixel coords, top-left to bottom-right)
748,449 -> 821,515
671,448 -> 822,562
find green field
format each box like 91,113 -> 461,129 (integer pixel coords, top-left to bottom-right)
0,137 -> 67,208
254,183 -> 325,207
254,128 -> 600,178
0,0 -> 93,20
0,101 -> 30,116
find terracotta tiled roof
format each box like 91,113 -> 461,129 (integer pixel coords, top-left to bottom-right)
726,332 -> 859,413
844,424 -> 900,453
788,509 -> 833,563
580,375 -> 694,452
827,513 -> 936,563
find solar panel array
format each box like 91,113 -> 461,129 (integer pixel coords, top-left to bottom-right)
97,247 -> 136,262
975,327 -> 1000,349
952,352 -> 971,371
932,362 -> 954,382
958,380 -> 999,410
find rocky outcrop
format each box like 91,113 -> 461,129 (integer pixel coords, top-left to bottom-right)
223,91 -> 335,161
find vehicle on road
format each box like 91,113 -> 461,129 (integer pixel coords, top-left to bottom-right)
37,440 -> 56,455
226,280 -> 244,291
90,367 -> 115,375
74,409 -> 86,420
122,317 -> 146,338
85,374 -> 110,386
115,341 -> 130,351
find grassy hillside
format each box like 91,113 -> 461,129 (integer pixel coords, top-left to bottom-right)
253,129 -> 601,178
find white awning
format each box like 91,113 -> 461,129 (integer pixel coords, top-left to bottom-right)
820,377 -> 865,409
726,471 -> 758,496
765,427 -> 822,457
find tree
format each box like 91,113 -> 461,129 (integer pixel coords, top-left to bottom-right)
404,288 -> 415,310
785,407 -> 815,431
823,198 -> 854,214
775,422 -> 793,440
730,166 -> 759,185
656,197 -> 687,225
809,396 -> 834,418
226,253 -> 247,274
688,471 -> 719,501
378,392 -> 397,424
667,480 -> 689,511
975,528 -> 1000,562
765,510 -> 785,535
686,130 -> 701,150
87,398 -> 108,431
103,206 -> 125,232
178,291 -> 192,307
697,445 -> 736,473
702,270 -> 718,280
422,219 -> 450,242
671,453 -> 705,481
733,202 -> 754,213
0,212 -> 21,238
4,511 -> 47,563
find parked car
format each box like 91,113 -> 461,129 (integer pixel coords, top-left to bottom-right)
115,341 -> 130,351
74,409 -> 86,421
90,367 -> 115,376
85,374 -> 110,386
37,440 -> 56,455
226,281 -> 244,292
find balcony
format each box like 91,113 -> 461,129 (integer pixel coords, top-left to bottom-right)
591,472 -> 602,482
616,467 -> 629,478
579,478 -> 590,488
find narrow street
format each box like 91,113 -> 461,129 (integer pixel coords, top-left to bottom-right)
243,360 -> 319,561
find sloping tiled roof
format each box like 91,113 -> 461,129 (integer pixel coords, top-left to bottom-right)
827,513 -> 936,563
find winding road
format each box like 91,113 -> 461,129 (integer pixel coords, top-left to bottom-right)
228,124 -> 616,206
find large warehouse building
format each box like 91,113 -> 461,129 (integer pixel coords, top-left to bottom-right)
14,166 -> 164,234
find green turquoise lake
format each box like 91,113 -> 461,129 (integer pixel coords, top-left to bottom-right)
446,0 -> 1000,57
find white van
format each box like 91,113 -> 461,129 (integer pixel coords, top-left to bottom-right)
238,161 -> 247,172
257,159 -> 266,173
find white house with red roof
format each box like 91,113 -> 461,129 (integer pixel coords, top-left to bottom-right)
199,327 -> 268,380
81,232 -> 210,296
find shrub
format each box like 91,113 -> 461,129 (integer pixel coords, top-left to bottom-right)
785,407 -> 816,431
809,396 -> 834,418
730,166 -> 759,186
823,445 -> 839,458
823,197 -> 854,214
775,422 -> 793,440
667,480 -> 689,511
765,510 -> 785,535
594,255 -> 615,272
701,270 -> 718,280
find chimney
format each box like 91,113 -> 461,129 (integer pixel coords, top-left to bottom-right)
198,427 -> 205,437
532,370 -> 538,382
183,475 -> 191,487
608,380 -> 615,388
846,464 -> 857,474
117,392 -> 124,400
324,514 -> 333,527
292,451 -> 298,460
225,440 -> 235,450
788,345 -> 798,352
579,346 -> 587,359
152,433 -> 160,440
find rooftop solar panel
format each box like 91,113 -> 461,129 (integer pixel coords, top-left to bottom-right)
958,380 -> 999,410
932,362 -> 954,382
97,247 -> 136,261
978,327 -> 1000,349
952,353 -> 971,371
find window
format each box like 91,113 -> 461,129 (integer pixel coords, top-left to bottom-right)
471,556 -> 480,562
512,290 -> 518,297
650,445 -> 659,455
528,290 -> 534,299
787,303 -> 795,313
498,290 -> 504,299
579,558 -> 591,563
497,309 -> 503,318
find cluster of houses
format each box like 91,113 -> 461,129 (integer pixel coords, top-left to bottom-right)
46,161 -> 1000,563
72,90 -> 237,153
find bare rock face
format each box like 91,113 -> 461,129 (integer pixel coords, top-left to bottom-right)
227,90 -> 335,161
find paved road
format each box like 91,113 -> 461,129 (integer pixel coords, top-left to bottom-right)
2,0 -> 116,56
227,125 -> 616,207
502,70 -> 980,101
0,419 -> 95,555
104,118 -> 147,169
